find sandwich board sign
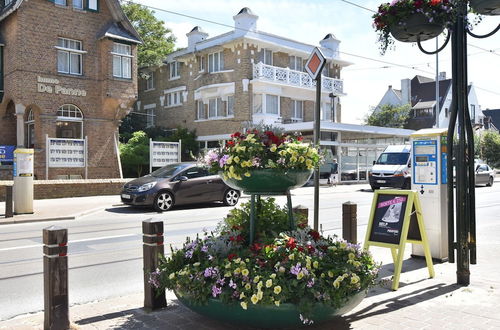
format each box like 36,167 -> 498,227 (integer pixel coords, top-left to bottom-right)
363,190 -> 434,290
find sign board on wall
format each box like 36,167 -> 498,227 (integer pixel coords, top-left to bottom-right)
0,145 -> 15,163
150,139 -> 181,173
46,137 -> 86,168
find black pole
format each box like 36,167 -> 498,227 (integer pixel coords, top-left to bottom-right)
313,75 -> 321,231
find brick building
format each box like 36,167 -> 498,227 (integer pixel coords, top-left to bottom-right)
0,0 -> 140,179
138,7 -> 415,183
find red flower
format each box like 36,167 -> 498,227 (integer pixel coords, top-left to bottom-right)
236,235 -> 244,242
231,132 -> 241,138
297,136 -> 303,141
227,140 -> 235,146
228,253 -> 237,261
430,0 -> 441,5
297,246 -> 305,252
251,242 -> 262,252
298,223 -> 307,229
308,230 -> 320,241
286,237 -> 297,250
414,0 -> 424,8
307,245 -> 315,254
229,236 -> 235,242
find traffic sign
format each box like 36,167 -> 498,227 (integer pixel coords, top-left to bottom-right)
305,47 -> 326,80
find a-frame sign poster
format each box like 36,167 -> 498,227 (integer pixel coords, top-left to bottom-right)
363,190 -> 435,290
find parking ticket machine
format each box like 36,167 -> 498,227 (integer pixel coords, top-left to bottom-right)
410,128 -> 448,261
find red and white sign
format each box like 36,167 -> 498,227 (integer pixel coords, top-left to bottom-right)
305,47 -> 326,80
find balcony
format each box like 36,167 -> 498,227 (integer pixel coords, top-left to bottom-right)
252,62 -> 344,95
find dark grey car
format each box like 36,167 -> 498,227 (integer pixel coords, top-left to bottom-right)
121,163 -> 240,212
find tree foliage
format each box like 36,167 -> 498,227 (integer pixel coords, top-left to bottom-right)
122,2 -> 176,67
119,131 -> 149,177
480,131 -> 500,168
365,104 -> 411,128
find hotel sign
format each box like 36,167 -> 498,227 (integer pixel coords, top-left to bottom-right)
37,76 -> 87,97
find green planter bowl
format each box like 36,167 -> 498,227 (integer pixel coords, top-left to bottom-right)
470,0 -> 500,15
390,13 -> 444,43
221,169 -> 313,194
175,290 -> 366,329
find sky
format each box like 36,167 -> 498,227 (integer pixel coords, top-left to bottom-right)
132,0 -> 500,124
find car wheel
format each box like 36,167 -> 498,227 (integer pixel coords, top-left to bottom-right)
371,185 -> 379,191
223,189 -> 240,206
154,191 -> 174,212
487,176 -> 494,187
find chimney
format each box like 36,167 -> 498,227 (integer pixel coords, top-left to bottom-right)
401,78 -> 411,105
439,72 -> 446,80
319,33 -> 340,57
233,7 -> 258,37
186,26 -> 208,51
388,85 -> 392,89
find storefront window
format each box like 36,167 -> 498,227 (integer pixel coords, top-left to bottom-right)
56,104 -> 83,139
25,109 -> 35,148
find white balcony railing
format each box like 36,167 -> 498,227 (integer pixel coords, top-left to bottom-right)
252,62 -> 343,95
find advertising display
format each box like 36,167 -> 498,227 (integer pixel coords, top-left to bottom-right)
0,145 -> 15,163
150,139 -> 181,173
47,138 -> 86,168
13,148 -> 34,214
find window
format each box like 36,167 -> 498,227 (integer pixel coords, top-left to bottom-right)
55,0 -> 66,5
208,97 -> 224,118
253,94 -> 280,115
323,64 -> 330,77
166,91 -> 183,107
291,100 -> 303,120
199,56 -> 205,72
470,104 -> 476,123
145,72 -> 154,90
4,0 -> 13,5
415,108 -> 433,117
227,95 -> 234,116
73,0 -> 83,9
56,105 -> 83,139
57,38 -> 83,75
262,49 -> 273,65
289,56 -> 303,71
320,102 -> 333,121
208,51 -> 224,73
112,42 -> 132,79
25,109 -> 35,148
445,108 -> 449,118
146,108 -> 154,127
169,61 -> 180,79
87,0 -> 98,11
184,167 -> 209,179
197,101 -> 206,120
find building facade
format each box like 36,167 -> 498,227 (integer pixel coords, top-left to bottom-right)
0,0 -> 140,179
138,7 -> 414,183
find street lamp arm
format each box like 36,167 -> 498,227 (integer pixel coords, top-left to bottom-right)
416,31 -> 451,55
467,24 -> 500,39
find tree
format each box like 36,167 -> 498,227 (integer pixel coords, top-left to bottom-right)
364,104 -> 411,128
122,3 -> 176,67
119,131 -> 149,177
162,127 -> 199,161
480,131 -> 500,168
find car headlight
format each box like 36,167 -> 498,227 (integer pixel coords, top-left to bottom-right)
137,182 -> 157,192
394,170 -> 404,177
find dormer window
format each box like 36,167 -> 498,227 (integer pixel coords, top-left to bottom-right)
170,61 -> 180,79
112,43 -> 132,79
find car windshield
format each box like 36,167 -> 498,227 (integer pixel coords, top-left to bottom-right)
376,153 -> 409,165
150,164 -> 187,178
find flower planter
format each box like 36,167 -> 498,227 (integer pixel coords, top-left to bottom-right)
175,290 -> 366,329
390,13 -> 444,43
470,0 -> 500,15
221,169 -> 313,194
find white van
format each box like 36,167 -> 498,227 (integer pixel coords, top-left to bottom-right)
368,145 -> 411,190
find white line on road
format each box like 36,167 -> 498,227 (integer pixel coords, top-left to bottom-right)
0,234 -> 139,252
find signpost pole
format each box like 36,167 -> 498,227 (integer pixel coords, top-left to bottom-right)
84,136 -> 88,179
178,139 -> 182,162
149,138 -> 152,174
313,76 -> 321,231
45,134 -> 49,180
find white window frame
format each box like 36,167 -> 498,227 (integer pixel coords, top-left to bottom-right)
145,72 -> 154,91
169,61 -> 180,80
112,42 -> 132,79
199,55 -> 205,72
56,37 -> 85,75
87,0 -> 98,11
320,101 -> 333,121
25,109 -> 35,148
144,104 -> 155,128
291,100 -> 304,121
208,97 -> 224,118
253,94 -> 280,116
208,51 -> 224,73
166,91 -> 183,108
262,49 -> 273,65
227,95 -> 234,117
72,0 -> 83,9
197,101 -> 207,120
56,104 -> 84,139
289,56 -> 303,71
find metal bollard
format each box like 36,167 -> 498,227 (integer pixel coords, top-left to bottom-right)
143,219 -> 167,311
5,185 -> 13,218
292,205 -> 309,227
342,202 -> 357,243
43,226 -> 69,330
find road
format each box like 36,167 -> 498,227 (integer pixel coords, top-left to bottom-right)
0,182 -> 499,320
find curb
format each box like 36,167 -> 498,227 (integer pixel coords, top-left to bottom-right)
1,204 -> 110,225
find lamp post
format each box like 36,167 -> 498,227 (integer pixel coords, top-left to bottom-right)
416,0 -> 499,285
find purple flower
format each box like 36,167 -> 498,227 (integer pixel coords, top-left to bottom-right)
212,285 -> 222,297
232,290 -> 240,298
148,268 -> 161,289
185,250 -> 194,259
204,267 -> 218,278
219,154 -> 229,167
252,157 -> 261,167
290,263 -> 302,276
307,278 -> 315,288
201,245 -> 209,253
229,279 -> 237,289
217,278 -> 226,286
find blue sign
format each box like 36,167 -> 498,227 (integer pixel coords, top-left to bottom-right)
0,145 -> 15,162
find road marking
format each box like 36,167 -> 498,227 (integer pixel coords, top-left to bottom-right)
0,234 -> 138,252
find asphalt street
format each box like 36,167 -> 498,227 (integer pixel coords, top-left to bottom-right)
0,182 -> 498,321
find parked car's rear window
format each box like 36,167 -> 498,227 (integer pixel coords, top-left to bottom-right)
150,164 -> 188,178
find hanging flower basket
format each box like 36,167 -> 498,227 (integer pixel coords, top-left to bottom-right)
221,168 -> 313,194
175,290 -> 366,329
389,13 -> 444,43
470,0 -> 500,15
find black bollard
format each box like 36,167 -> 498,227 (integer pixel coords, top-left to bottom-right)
5,185 -> 13,218
342,202 -> 357,243
43,226 -> 69,330
143,219 -> 167,311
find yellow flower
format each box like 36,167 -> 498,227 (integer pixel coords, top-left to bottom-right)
224,271 -> 232,277
297,272 -> 304,280
328,271 -> 334,278
289,254 -> 294,260
234,267 -> 241,275
244,172 -> 251,177
242,269 -> 249,276
340,242 -> 348,249
321,273 -> 326,278
351,275 -> 360,284
270,144 -> 277,152
233,156 -> 240,163
279,150 -> 287,157
266,279 -> 273,288
274,286 -> 282,294
257,291 -> 263,300
251,294 -> 259,305
279,266 -> 286,273
306,159 -> 313,167
245,283 -> 251,290
253,276 -> 260,283
270,273 -> 277,279
274,300 -> 280,307
299,156 -> 305,163
333,280 -> 340,289
290,156 -> 298,163
225,263 -> 231,269
227,157 -> 233,165
240,301 -> 248,310
257,281 -> 263,290
245,134 -> 255,141
240,292 -> 246,299
168,273 -> 175,280
348,253 -> 355,260
313,261 -> 319,269
234,258 -> 241,263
